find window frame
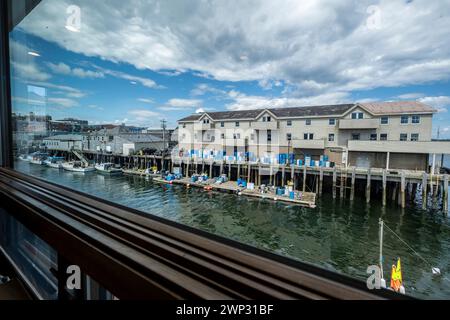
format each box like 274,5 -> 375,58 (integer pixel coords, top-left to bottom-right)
0,0 -> 405,301
400,115 -> 409,124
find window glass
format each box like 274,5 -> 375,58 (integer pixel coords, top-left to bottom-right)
328,133 -> 334,141
400,133 -> 408,141
370,133 -> 377,140
352,133 -> 360,140
8,0 -> 450,300
401,115 -> 409,124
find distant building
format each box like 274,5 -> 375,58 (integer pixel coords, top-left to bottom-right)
177,101 -> 450,171
49,118 -> 88,133
43,134 -> 83,151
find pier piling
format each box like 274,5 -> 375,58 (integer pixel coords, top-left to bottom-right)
350,167 -> 356,201
422,172 -> 428,209
444,174 -> 448,212
401,171 -> 406,208
366,169 -> 371,203
382,169 -> 387,207
332,167 -> 337,199
319,167 -> 323,196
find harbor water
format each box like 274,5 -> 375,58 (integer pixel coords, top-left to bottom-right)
15,161 -> 450,299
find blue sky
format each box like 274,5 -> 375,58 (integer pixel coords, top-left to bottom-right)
8,0 -> 450,136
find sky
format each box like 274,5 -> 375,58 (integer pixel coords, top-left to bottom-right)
8,0 -> 450,136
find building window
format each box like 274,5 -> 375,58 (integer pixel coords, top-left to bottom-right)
401,115 -> 408,124
182,124 -> 186,128
351,133 -> 360,140
263,116 -> 271,122
412,115 -> 420,124
267,130 -> 272,142
235,121 -> 240,127
220,121 -> 224,127
400,133 -> 407,141
233,133 -> 241,139
250,134 -> 255,140
370,133 -> 377,140
203,119 -> 209,124
411,133 -> 419,141
221,133 -> 225,139
380,117 -> 388,125
351,112 -> 363,119
329,118 -> 335,125
304,133 -> 314,140
287,120 -> 292,126
286,133 -> 292,141
380,133 -> 388,141
328,133 -> 335,142
305,119 -> 311,125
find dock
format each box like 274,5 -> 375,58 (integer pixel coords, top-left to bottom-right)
152,176 -> 316,208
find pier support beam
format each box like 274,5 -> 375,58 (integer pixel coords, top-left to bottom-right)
350,167 -> 356,201
366,169 -> 371,203
228,162 -> 231,180
332,167 -> 337,199
401,171 -> 406,208
302,165 -> 306,192
382,169 -> 387,207
422,172 -> 428,209
444,174 -> 448,212
319,167 -> 323,196
247,164 -> 251,183
340,169 -> 344,199
209,161 -> 213,178
281,166 -> 285,187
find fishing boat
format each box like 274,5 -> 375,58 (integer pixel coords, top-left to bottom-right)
44,156 -> 65,169
95,163 -> 122,174
18,154 -> 31,161
62,161 -> 95,173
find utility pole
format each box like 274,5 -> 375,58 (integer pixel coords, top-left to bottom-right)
161,119 -> 167,174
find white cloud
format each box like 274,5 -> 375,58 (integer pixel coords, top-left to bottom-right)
397,93 -> 425,100
93,65 -> 163,89
47,62 -> 104,78
226,90 -> 351,111
15,0 -> 450,104
137,98 -> 154,104
159,98 -> 203,110
419,96 -> 450,113
47,97 -> 78,108
9,40 -> 51,81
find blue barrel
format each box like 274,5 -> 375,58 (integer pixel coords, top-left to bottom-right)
289,191 -> 295,199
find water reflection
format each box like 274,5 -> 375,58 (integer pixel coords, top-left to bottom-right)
15,161 -> 450,299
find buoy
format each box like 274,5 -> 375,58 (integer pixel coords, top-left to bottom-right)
238,192 -> 242,195
399,285 -> 406,295
380,278 -> 387,288
432,267 -> 441,275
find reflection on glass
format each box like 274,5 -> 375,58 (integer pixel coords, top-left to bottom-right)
8,0 -> 450,299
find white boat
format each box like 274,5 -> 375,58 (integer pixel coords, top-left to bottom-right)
62,161 -> 95,173
18,154 -> 31,161
30,157 -> 45,165
95,163 -> 122,174
44,157 -> 65,169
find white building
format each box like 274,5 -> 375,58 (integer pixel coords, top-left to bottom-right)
177,101 -> 450,170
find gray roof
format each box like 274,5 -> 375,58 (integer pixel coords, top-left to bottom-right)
44,134 -> 83,141
119,134 -> 163,143
178,101 -> 435,122
178,104 -> 354,122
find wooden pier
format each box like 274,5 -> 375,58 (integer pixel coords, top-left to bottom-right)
54,150 -> 450,211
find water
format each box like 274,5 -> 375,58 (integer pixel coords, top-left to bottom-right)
15,161 -> 450,299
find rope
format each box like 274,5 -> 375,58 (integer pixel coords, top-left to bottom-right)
382,222 -> 434,269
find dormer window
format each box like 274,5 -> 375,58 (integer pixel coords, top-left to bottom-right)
263,116 -> 271,122
203,119 -> 209,124
351,112 -> 363,119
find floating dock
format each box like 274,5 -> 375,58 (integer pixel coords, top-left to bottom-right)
152,176 -> 316,208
